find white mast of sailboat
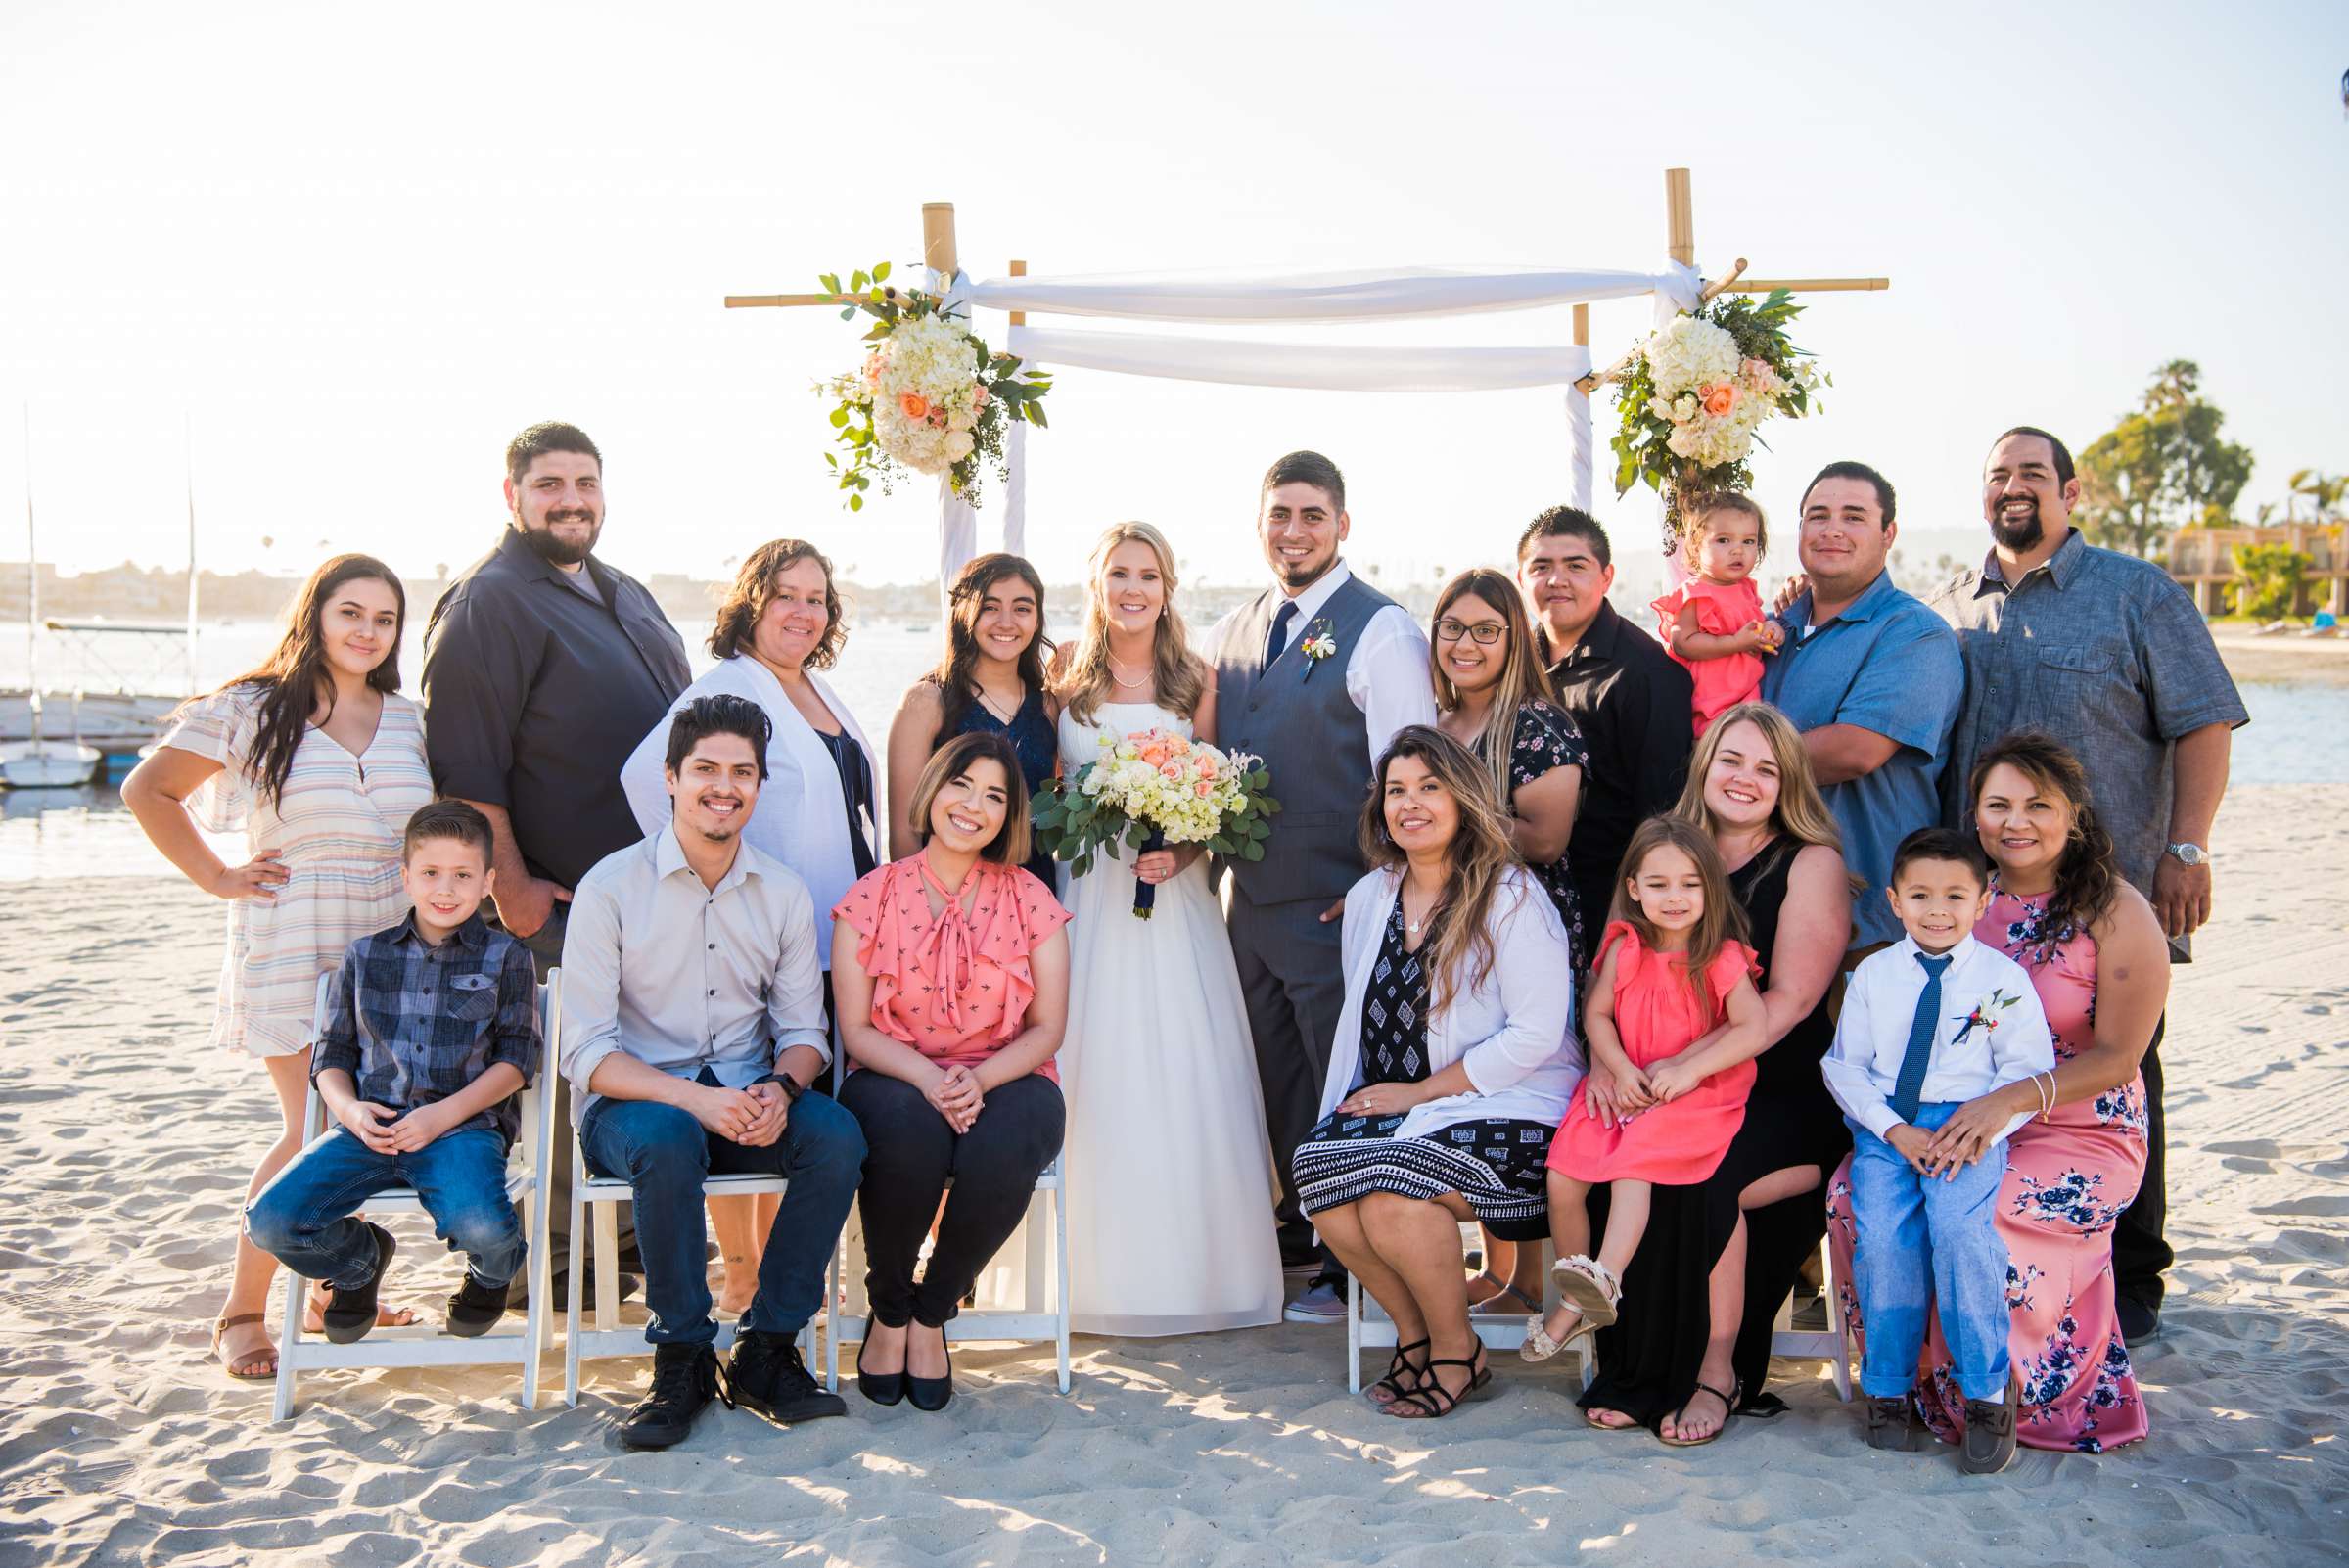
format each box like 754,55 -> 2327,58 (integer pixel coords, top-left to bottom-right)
23,402 -> 41,751
184,411 -> 199,695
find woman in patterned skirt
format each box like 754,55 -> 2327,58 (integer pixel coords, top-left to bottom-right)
1291,726 -> 1582,1420
1427,569 -> 1589,1323
1826,731 -> 2166,1451
124,555 -> 433,1381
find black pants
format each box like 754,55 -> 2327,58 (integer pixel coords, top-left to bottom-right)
837,1069 -> 1064,1327
2111,1016 -> 2172,1305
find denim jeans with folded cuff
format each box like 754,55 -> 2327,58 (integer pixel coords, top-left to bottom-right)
1845,1104 -> 2013,1403
246,1126 -> 525,1290
578,1071 -> 865,1347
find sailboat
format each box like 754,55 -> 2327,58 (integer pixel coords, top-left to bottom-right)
1,407 -> 102,789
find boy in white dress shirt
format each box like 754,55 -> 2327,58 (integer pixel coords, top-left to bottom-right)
1823,827 -> 2055,1473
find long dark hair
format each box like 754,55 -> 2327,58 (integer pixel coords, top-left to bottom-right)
929,552 -> 1049,745
207,554 -> 405,807
1968,730 -> 2119,939
1357,725 -> 1522,1015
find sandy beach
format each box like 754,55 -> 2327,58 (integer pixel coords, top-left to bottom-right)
1,781 -> 2343,1566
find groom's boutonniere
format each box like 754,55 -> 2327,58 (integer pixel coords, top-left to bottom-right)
1951,988 -> 2020,1046
1299,620 -> 1338,680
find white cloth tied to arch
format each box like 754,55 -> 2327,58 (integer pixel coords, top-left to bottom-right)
926,259 -> 1709,592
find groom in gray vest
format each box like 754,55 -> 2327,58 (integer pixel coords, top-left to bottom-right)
1209,451 -> 1437,1320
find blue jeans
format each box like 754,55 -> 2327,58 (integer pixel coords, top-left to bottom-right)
579,1083 -> 865,1347
1846,1105 -> 2012,1402
246,1127 -> 525,1290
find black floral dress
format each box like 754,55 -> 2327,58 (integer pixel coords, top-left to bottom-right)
1474,699 -> 1590,971
1289,900 -> 1557,1240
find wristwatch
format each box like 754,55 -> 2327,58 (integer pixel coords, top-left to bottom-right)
2164,842 -> 2209,867
752,1071 -> 806,1102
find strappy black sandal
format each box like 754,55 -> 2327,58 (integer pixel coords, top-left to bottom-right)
1366,1336 -> 1431,1406
1384,1342 -> 1493,1420
1659,1375 -> 1741,1448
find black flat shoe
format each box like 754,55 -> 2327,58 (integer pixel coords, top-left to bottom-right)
906,1322 -> 953,1412
856,1331 -> 906,1407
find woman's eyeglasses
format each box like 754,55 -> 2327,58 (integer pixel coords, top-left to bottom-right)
1434,618 -> 1507,646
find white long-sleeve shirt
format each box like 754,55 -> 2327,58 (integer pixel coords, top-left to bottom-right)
1240,561 -> 1437,767
1820,934 -> 2055,1143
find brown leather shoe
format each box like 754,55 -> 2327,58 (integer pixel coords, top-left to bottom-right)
1864,1394 -> 1920,1452
1961,1391 -> 2018,1474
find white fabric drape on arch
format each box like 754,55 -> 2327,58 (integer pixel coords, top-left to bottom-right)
927,258 -> 1709,593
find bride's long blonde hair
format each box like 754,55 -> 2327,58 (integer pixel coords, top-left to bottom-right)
1054,521 -> 1206,724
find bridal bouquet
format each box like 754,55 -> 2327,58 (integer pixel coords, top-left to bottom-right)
1610,289 -> 1824,550
1032,728 -> 1280,918
815,261 -> 1051,511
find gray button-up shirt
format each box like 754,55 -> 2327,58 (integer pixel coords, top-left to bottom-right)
558,824 -> 829,1125
1925,529 -> 2248,959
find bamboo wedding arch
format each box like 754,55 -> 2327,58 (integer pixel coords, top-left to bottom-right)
726,168 -> 1888,590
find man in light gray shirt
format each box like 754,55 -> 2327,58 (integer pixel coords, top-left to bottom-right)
560,695 -> 864,1451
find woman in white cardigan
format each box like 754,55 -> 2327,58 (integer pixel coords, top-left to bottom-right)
619,538 -> 879,1313
1292,725 -> 1583,1421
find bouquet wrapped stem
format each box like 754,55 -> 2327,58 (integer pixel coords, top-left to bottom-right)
1033,729 -> 1280,922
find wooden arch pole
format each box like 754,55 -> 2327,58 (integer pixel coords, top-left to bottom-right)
1666,166 -> 1695,269
922,201 -> 958,282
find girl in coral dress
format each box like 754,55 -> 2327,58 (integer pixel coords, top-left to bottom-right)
1652,493 -> 1781,737
1523,817 -> 1766,1380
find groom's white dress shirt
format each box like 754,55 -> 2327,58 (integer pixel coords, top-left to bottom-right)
1820,933 -> 2055,1143
1254,561 -> 1437,765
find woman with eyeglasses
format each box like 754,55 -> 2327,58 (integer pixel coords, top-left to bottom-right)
1428,568 -> 1589,1322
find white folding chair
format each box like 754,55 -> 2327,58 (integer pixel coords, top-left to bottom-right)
1769,1236 -> 1853,1401
822,1151 -> 1072,1396
562,1128 -> 812,1407
1345,1236 -> 1595,1395
271,971 -> 558,1421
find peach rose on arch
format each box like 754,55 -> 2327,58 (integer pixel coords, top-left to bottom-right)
899,392 -> 930,420
1700,382 -> 1739,418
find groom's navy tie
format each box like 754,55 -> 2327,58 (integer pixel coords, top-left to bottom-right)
1888,951 -> 1955,1126
1263,599 -> 1299,677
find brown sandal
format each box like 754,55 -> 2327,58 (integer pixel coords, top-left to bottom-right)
1659,1377 -> 1741,1448
211,1313 -> 276,1380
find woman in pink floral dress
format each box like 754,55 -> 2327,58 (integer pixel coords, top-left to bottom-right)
1826,731 -> 2168,1452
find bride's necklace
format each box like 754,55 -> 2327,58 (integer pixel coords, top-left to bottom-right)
1106,655 -> 1151,690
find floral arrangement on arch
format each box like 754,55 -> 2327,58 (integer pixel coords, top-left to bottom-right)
1608,289 -> 1825,550
1032,729 -> 1280,917
815,261 -> 1051,511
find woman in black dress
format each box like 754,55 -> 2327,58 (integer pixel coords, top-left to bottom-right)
1576,702 -> 1852,1444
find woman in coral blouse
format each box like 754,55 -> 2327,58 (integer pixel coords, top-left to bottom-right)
831,731 -> 1072,1412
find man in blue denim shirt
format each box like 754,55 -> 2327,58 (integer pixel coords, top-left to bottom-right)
1761,462 -> 1963,950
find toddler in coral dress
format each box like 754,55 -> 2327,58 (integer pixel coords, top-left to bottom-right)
1652,493 -> 1781,737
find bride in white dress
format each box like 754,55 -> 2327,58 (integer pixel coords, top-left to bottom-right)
1050,522 -> 1285,1336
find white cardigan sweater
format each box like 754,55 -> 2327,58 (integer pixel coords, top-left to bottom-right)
619,655 -> 877,969
1313,864 -> 1586,1140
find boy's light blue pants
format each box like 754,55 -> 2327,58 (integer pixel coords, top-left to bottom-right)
1846,1102 -> 2013,1402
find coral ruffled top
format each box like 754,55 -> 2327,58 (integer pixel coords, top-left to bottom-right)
1652,576 -> 1767,737
833,854 -> 1072,1081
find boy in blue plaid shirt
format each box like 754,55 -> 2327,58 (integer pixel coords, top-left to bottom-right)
246,801 -> 541,1340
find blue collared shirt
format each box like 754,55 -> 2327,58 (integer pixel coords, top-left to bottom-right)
312,912 -> 542,1147
557,824 -> 829,1127
1763,571 -> 1963,947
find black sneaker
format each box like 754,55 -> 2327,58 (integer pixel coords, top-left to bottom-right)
445,1273 -> 508,1338
2116,1293 -> 2162,1347
728,1330 -> 847,1425
620,1344 -> 728,1451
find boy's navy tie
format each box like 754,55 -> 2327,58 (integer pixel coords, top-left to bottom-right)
1263,600 -> 1298,677
1889,952 -> 1955,1126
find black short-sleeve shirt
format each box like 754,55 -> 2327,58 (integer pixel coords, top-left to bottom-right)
422,528 -> 690,890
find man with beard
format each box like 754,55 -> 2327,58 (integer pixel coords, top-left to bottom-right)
424,421 -> 691,1298
560,695 -> 862,1449
1927,425 -> 2246,1344
1206,450 -> 1436,1321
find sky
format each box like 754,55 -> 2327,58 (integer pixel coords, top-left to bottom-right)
2,0 -> 2344,608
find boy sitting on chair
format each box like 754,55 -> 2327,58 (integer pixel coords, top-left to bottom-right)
1821,827 -> 2055,1475
245,800 -> 541,1342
